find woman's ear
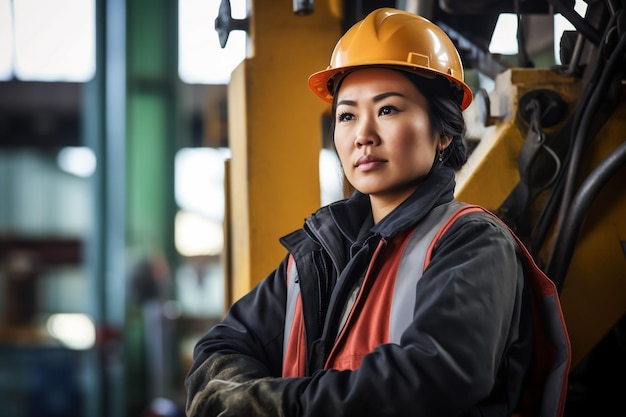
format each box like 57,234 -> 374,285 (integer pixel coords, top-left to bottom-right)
439,134 -> 452,151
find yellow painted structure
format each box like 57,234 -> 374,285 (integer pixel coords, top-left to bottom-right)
226,1 -> 342,303
456,69 -> 580,211
456,69 -> 626,368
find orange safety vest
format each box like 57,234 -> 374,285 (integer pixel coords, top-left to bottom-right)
283,203 -> 570,417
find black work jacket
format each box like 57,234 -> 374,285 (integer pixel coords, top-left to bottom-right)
186,167 -> 569,417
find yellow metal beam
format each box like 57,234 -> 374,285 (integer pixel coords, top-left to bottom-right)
226,1 -> 342,303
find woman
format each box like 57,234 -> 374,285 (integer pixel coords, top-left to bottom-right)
185,8 -> 570,417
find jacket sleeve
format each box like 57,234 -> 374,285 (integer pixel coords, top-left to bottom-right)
277,211 -> 529,417
185,255 -> 292,416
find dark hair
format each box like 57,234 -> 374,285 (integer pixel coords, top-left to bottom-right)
330,68 -> 468,171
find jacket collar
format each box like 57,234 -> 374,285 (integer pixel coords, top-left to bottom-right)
321,166 -> 457,242
372,166 -> 456,238
281,167 -> 456,270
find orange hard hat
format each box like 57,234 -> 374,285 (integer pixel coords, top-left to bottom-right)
308,8 -> 473,110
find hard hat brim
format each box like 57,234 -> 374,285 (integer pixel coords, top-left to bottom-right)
308,63 -> 473,110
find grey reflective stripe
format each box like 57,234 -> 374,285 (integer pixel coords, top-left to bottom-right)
283,201 -> 466,354
283,261 -> 300,362
389,201 -> 465,343
337,284 -> 361,341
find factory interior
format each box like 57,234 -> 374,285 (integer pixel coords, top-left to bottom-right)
0,0 -> 625,416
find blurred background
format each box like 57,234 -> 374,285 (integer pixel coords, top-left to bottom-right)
0,0 -> 624,416
1,1 -> 242,415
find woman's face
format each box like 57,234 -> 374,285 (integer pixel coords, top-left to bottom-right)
334,68 -> 448,210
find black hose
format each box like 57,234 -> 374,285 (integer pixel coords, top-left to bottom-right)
547,140 -> 626,293
531,54 -> 601,258
531,7 -> 620,259
530,169 -> 565,258
548,29 -> 626,259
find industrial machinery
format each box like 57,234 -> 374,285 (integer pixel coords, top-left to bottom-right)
444,1 -> 626,415
218,0 -> 625,415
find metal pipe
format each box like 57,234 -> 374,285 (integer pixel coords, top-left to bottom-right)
565,32 -> 585,76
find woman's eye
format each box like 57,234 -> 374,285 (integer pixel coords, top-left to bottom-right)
379,106 -> 397,116
337,112 -> 354,122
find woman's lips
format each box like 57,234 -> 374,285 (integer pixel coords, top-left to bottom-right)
355,155 -> 386,171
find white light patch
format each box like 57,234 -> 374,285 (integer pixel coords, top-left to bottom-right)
175,210 -> 224,257
47,313 -> 96,350
175,147 -> 230,222
57,147 -> 96,178
13,0 -> 95,81
489,14 -> 519,55
0,0 -> 14,80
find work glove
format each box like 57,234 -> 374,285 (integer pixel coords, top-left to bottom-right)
186,378 -> 285,417
185,353 -> 287,417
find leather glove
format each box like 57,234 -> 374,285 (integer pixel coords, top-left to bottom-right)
185,353 -> 288,417
186,378 -> 284,417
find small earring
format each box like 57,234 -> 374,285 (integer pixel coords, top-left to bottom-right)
438,150 -> 443,162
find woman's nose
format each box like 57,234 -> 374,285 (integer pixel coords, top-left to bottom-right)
354,119 -> 379,147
